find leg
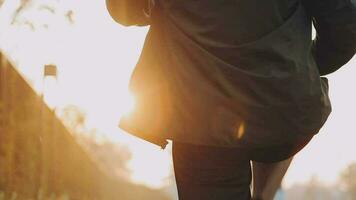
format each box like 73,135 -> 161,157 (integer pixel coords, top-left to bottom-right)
251,136 -> 313,200
251,157 -> 293,200
172,142 -> 252,200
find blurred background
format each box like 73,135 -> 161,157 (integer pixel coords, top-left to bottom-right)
0,0 -> 356,199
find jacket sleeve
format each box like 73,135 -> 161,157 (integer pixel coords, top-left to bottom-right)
303,0 -> 356,75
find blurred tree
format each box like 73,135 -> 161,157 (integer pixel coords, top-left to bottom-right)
341,162 -> 356,200
59,105 -> 86,134
11,0 -> 32,25
302,175 -> 337,200
304,175 -> 320,200
79,135 -> 133,180
0,0 -> 74,31
59,105 -> 133,180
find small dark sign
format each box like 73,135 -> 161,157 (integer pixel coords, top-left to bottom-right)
44,64 -> 57,77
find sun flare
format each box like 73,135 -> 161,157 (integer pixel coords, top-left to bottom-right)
0,0 -> 172,190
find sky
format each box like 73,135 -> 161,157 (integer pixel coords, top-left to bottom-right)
0,0 -> 356,190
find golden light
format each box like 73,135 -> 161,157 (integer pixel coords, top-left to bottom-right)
236,121 -> 246,139
120,91 -> 137,118
43,75 -> 58,109
0,0 -> 173,189
3,0 -> 356,192
127,144 -> 172,188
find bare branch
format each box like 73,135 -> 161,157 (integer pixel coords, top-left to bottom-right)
11,0 -> 32,25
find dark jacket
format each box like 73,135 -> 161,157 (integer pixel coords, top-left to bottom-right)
117,0 -> 356,149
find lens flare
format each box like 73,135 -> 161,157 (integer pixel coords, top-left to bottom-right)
236,121 -> 245,139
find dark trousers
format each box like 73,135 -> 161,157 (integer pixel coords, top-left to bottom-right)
172,137 -> 312,200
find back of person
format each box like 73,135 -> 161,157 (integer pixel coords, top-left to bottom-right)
109,0 -> 356,199
121,0 -> 334,149
159,0 -> 298,46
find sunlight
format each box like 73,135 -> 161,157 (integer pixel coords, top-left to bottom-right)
120,90 -> 137,118
127,143 -> 172,188
43,76 -> 59,109
0,0 -> 172,190
4,0 -> 356,194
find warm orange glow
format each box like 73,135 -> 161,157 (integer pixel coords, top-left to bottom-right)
236,121 -> 246,139
0,0 -> 171,189
127,143 -> 172,188
3,0 -> 356,193
121,91 -> 137,117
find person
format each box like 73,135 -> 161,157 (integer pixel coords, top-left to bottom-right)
107,0 -> 356,199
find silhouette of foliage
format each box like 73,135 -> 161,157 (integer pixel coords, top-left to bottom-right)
0,0 -> 74,30
59,105 -> 133,180
341,163 -> 356,200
